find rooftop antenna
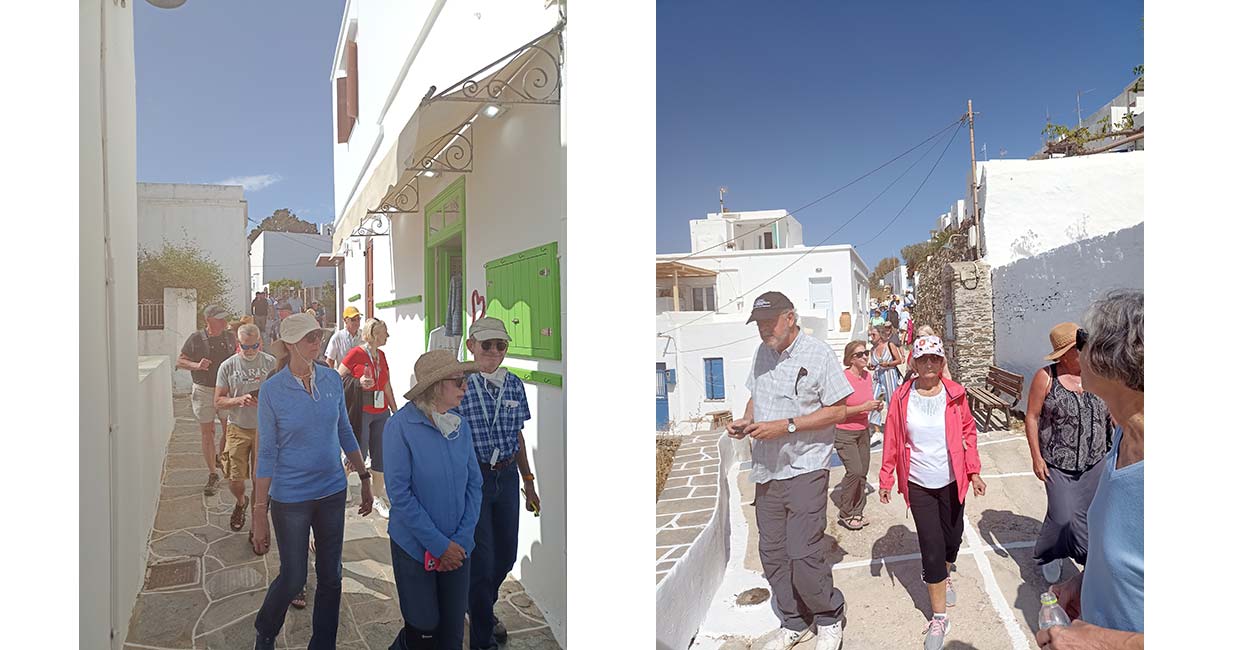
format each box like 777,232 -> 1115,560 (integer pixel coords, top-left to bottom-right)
1076,88 -> 1095,129
719,186 -> 728,214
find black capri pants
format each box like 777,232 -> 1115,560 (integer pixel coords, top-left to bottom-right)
908,481 -> 965,584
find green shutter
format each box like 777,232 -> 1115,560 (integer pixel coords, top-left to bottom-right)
484,242 -> 561,360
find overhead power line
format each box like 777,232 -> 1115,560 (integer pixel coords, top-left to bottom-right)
665,117 -> 963,264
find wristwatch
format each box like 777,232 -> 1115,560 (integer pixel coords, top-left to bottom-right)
786,418 -> 797,433
522,473 -> 535,482
357,470 -> 372,481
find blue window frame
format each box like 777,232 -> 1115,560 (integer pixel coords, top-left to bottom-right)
704,357 -> 725,400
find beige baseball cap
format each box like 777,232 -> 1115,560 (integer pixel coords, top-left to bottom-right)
468,317 -> 511,342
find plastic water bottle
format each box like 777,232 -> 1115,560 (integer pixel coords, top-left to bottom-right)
1037,592 -> 1071,630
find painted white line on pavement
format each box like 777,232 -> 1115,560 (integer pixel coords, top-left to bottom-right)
831,539 -> 1038,572
981,472 -> 1036,479
977,436 -> 1026,447
962,513 -> 1031,649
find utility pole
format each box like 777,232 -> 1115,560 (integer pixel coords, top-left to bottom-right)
967,99 -> 983,260
719,186 -> 728,214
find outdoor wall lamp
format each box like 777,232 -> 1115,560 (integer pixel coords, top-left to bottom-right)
420,170 -> 438,179
480,103 -> 508,119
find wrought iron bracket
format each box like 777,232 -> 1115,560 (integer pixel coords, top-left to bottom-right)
427,23 -> 563,106
350,212 -> 393,237
407,116 -> 476,175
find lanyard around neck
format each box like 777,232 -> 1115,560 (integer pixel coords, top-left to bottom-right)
470,373 -> 506,431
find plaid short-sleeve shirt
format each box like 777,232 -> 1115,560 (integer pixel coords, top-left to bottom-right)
745,330 -> 853,484
455,372 -> 531,466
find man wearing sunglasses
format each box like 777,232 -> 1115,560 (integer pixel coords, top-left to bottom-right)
457,317 -> 538,650
326,305 -> 364,371
214,323 -> 277,534
178,304 -> 239,496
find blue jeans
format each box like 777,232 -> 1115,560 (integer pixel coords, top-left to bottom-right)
254,489 -> 347,649
390,539 -> 471,650
469,463 -> 521,650
359,410 -> 389,472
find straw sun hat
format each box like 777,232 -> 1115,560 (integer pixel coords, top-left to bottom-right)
1044,322 -> 1080,361
403,349 -> 480,401
269,312 -> 331,361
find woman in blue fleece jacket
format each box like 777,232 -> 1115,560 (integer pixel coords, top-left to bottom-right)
384,349 -> 483,650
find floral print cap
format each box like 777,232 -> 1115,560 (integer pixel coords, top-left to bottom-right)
911,335 -> 945,359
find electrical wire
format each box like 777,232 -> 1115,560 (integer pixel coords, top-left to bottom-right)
674,333 -> 760,354
858,122 -> 964,247
656,122 -> 962,337
664,117 -> 963,264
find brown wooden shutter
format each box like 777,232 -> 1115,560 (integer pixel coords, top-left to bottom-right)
336,77 -> 350,143
365,238 -> 375,318
346,41 -> 359,120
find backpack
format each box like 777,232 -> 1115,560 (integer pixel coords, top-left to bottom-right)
199,328 -> 237,358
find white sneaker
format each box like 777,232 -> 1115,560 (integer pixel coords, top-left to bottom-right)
1041,559 -> 1062,584
373,496 -> 390,519
759,627 -> 812,650
814,621 -> 843,650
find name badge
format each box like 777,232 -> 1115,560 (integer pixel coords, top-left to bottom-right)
373,391 -> 385,409
503,399 -> 519,409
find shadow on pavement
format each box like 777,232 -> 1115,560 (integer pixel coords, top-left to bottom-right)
870,524 -> 932,618
975,508 -> 1045,633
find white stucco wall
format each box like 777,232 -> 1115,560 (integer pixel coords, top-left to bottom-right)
992,223 -> 1144,412
250,231 -> 334,291
978,152 -> 1144,268
137,182 -> 251,314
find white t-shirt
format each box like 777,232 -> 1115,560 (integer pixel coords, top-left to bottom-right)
326,329 -> 362,365
906,387 -> 952,489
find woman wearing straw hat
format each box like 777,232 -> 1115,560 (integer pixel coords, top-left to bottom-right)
878,335 -> 986,650
383,349 -> 483,650
251,313 -> 374,650
1024,323 -> 1113,585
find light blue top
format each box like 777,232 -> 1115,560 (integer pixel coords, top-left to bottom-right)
383,404 -> 483,560
256,365 -> 360,503
1081,426 -> 1144,633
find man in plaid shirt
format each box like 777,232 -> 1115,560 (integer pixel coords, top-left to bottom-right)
455,317 -> 540,650
729,291 -> 863,650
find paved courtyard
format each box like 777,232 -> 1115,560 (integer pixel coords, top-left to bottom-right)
125,396 -> 561,650
689,427 -> 1068,650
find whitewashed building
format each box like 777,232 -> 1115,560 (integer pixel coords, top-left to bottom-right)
323,0 -> 567,641
137,182 -> 251,314
655,210 -> 870,433
249,229 -> 334,293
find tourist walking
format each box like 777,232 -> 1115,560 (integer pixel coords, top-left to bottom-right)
251,313 -> 373,650
727,291 -> 851,650
459,317 -> 541,650
870,324 -> 903,418
906,325 -> 952,382
339,318 -> 398,518
1037,291 -> 1144,649
251,291 -> 269,324
878,335 -> 986,650
835,340 -> 884,531
213,323 -> 276,533
384,349 -> 483,650
176,304 -> 236,496
1024,322 -> 1113,585
326,305 -> 364,370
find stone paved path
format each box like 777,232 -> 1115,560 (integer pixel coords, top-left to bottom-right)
655,430 -> 723,585
126,396 -> 561,650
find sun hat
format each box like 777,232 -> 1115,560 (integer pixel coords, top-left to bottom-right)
203,304 -> 229,321
746,291 -> 795,324
1044,322 -> 1080,361
403,349 -> 481,401
911,335 -> 945,359
342,306 -> 362,319
468,316 -> 511,342
269,312 -> 330,361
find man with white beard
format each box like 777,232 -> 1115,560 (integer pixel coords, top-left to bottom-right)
214,323 -> 277,534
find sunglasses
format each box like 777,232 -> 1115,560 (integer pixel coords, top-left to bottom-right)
300,331 -> 323,344
443,375 -> 468,389
851,351 -> 868,359
239,342 -> 261,351
479,340 -> 508,352
1075,328 -> 1088,351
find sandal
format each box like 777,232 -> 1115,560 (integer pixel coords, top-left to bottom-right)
291,588 -> 307,610
838,515 -> 864,531
230,496 -> 248,532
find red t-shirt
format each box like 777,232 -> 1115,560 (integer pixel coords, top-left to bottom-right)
342,346 -> 390,414
838,368 -> 874,431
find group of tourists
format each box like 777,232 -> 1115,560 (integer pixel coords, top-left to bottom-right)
251,289 -> 328,343
178,301 -> 542,650
728,289 -> 1143,650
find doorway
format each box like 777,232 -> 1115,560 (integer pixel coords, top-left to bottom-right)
656,362 -> 670,431
424,178 -> 466,345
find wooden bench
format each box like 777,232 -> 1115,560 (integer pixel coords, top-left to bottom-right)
966,366 -> 1024,432
705,410 -> 734,430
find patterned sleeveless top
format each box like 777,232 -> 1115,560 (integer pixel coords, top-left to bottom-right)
1038,364 -> 1113,472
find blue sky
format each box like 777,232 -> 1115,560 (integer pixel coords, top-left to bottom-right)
656,1 -> 1144,267
135,0 -> 344,227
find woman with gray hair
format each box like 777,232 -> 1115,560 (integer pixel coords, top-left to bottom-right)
1037,290 -> 1143,650
383,349 -> 483,649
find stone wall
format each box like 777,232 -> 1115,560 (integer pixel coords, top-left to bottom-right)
945,261 -> 995,388
909,238 -> 971,366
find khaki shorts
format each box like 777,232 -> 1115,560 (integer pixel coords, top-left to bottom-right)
191,384 -> 222,424
221,424 -> 256,481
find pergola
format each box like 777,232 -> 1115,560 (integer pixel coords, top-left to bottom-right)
655,261 -> 717,312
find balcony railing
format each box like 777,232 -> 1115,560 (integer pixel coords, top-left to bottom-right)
139,302 -> 164,330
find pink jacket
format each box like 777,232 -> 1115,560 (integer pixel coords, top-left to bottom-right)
878,377 -> 981,506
